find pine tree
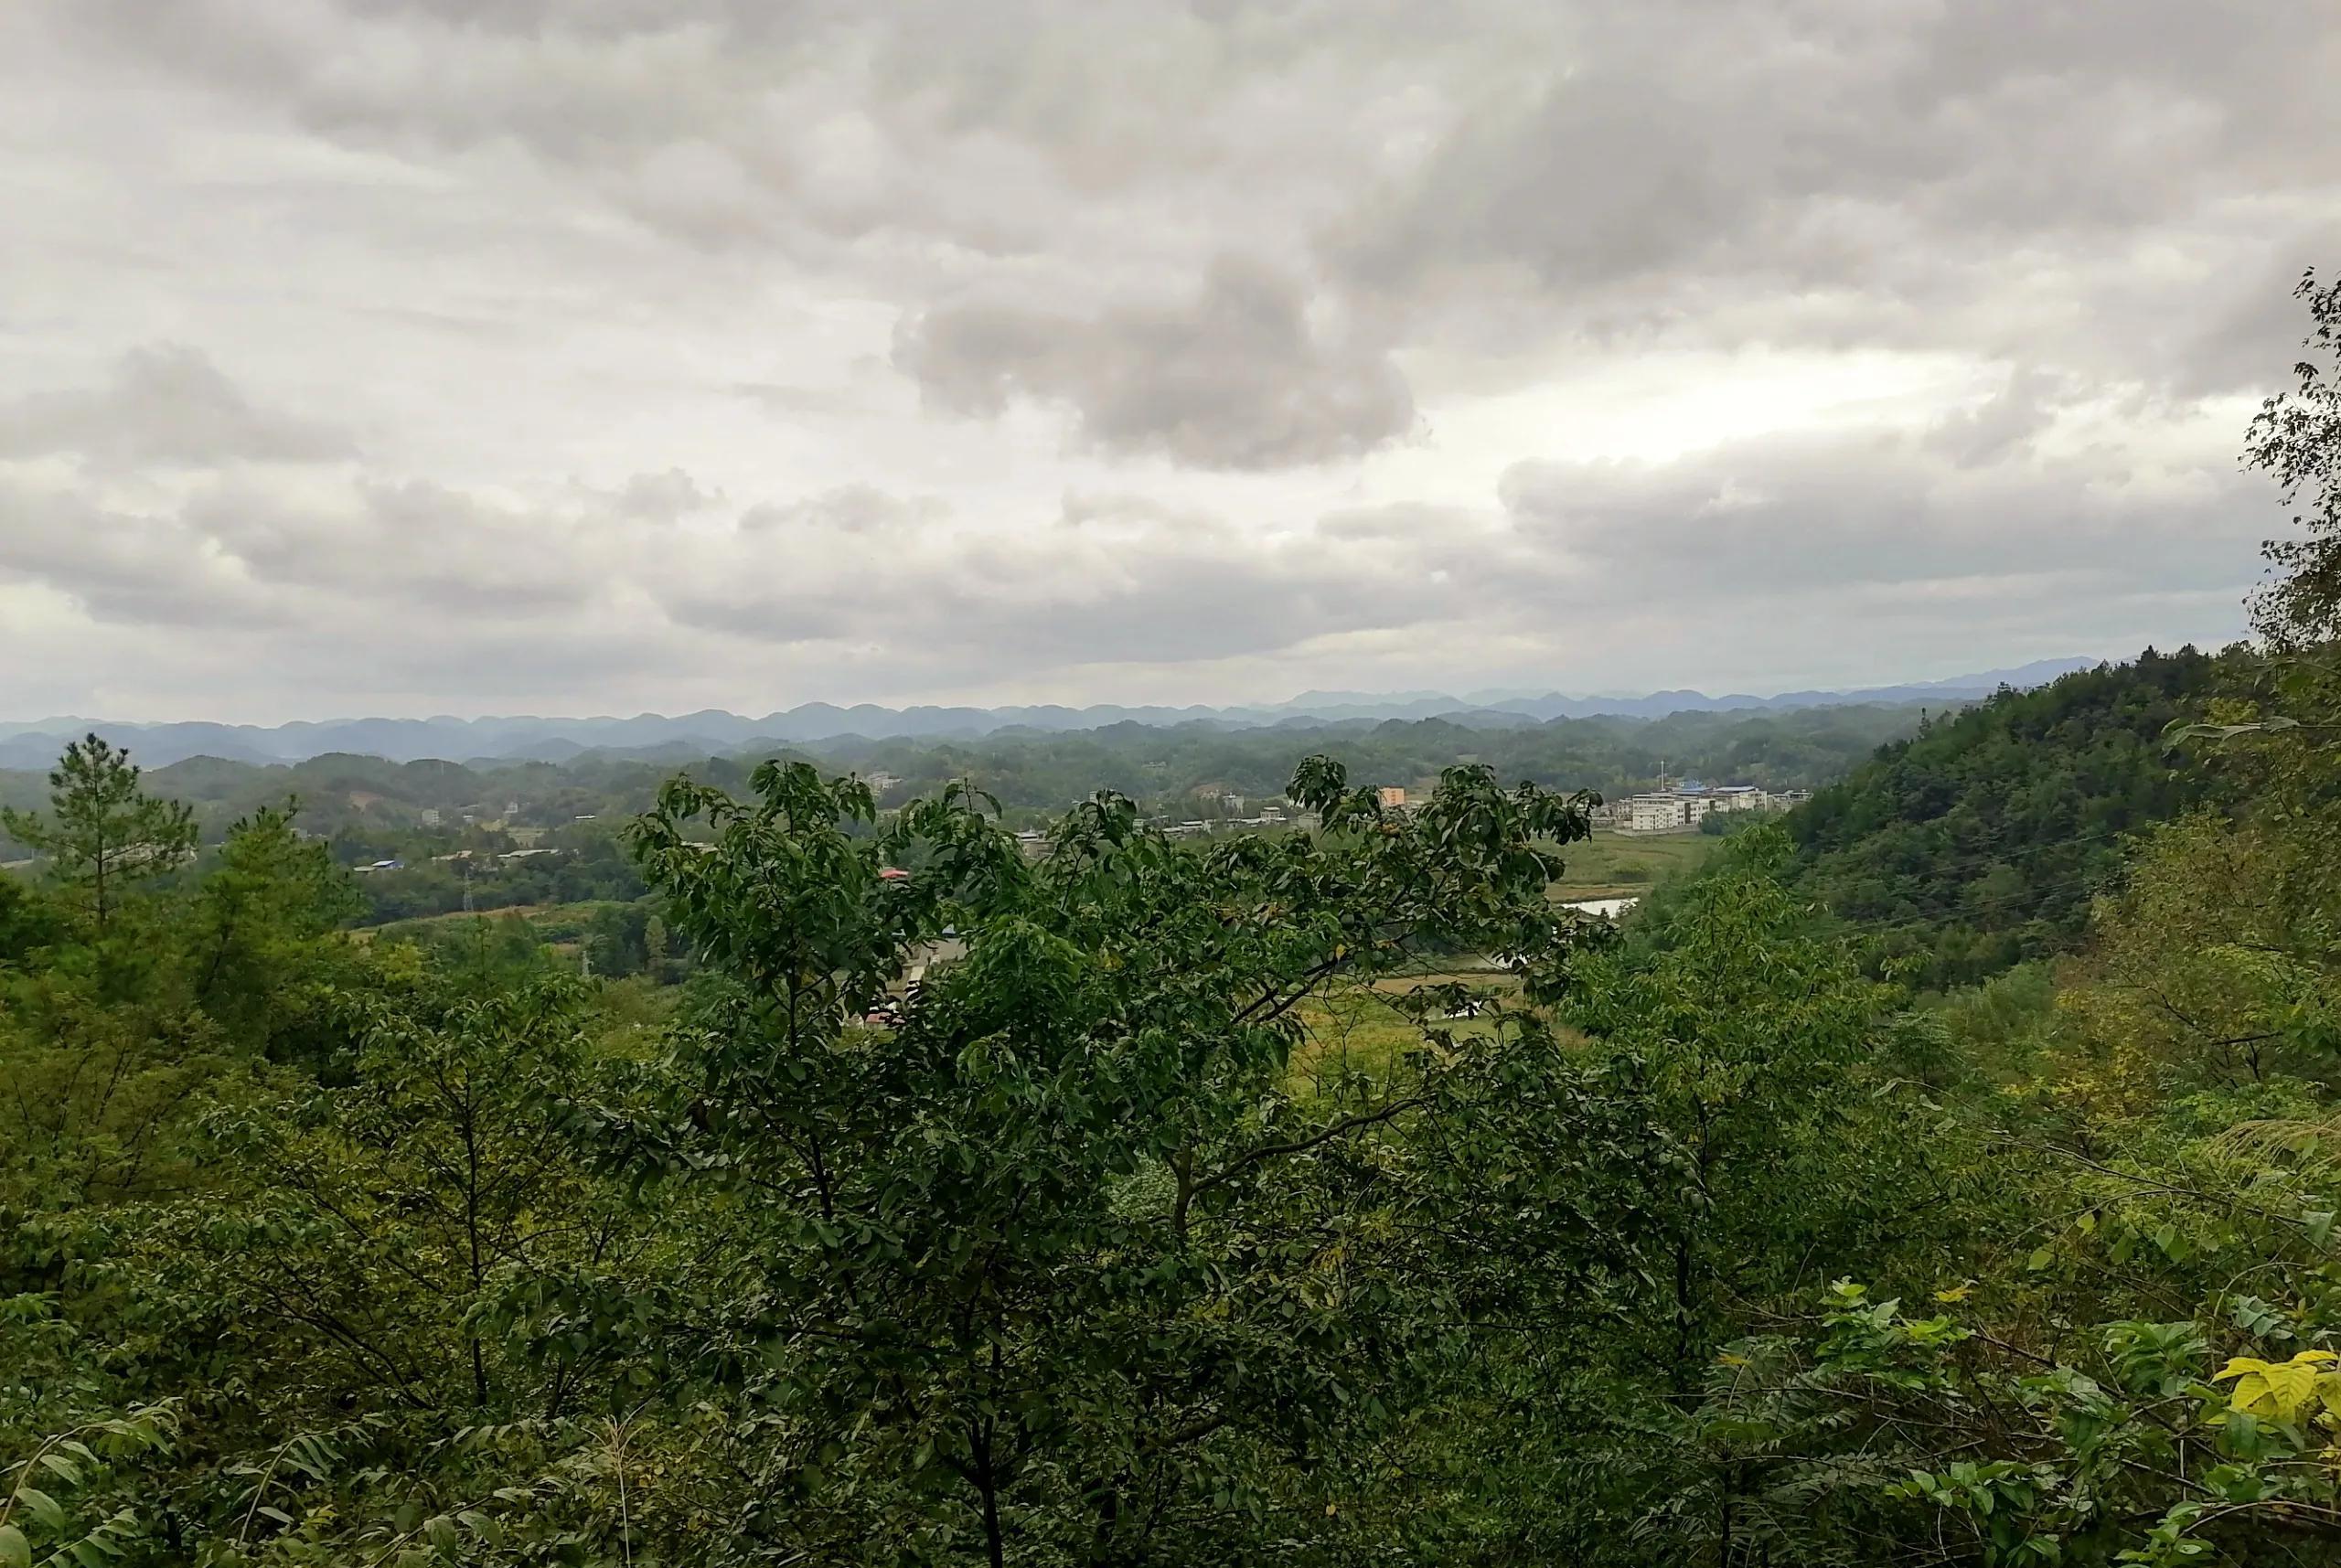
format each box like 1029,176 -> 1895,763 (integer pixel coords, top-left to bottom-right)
0,734 -> 197,933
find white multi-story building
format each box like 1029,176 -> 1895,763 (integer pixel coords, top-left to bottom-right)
1624,793 -> 1690,832
1618,782 -> 1780,833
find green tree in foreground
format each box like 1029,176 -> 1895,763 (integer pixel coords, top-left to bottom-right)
1,735 -> 196,935
1,977 -> 669,1568
3,752 -> 1673,1566
2250,268 -> 2341,650
593,756 -> 1660,1565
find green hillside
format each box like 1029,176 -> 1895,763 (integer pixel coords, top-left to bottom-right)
1785,645 -> 2237,986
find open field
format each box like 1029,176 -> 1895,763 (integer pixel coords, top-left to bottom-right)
1545,830 -> 1718,900
1288,973 -> 1529,1088
348,902 -> 556,944
369,901 -> 554,928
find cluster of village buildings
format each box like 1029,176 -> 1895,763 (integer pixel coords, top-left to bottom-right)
1117,778 -> 1804,846
1371,781 -> 1803,835
1163,795 -> 1297,838
1597,779 -> 1808,834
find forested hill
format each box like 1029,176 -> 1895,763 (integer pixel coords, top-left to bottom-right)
1784,645 -> 2237,986
2,701 -> 1926,856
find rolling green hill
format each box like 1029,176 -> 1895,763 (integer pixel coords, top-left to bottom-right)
1783,645 -> 2238,986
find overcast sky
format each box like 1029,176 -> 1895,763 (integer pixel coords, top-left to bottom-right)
4,1 -> 2336,722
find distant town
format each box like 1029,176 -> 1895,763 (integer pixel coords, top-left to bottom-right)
1598,778 -> 1810,834
1105,773 -> 1804,853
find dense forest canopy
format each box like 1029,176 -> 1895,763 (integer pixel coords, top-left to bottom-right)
10,271 -> 2341,1565
1784,645 -> 2239,987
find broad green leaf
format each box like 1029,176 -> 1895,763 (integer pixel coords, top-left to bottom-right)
12,1489 -> 65,1531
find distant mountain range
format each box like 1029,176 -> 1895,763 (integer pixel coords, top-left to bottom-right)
0,658 -> 2099,770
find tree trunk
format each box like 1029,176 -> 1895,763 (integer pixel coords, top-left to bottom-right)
972,1421 -> 1006,1568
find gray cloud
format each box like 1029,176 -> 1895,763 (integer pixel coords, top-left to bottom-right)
737,485 -> 945,536
0,481 -> 284,626
2175,230 -> 2341,397
1316,1 -> 2341,387
656,504 -> 1453,668
45,0 -> 2340,392
0,407 -> 2271,717
1315,502 -> 1480,544
1924,367 -> 2068,470
657,410 -> 2260,683
0,346 -> 355,468
893,256 -> 1416,469
1339,67 -> 1752,297
4,0 -> 2327,720
1497,424 -> 2261,605
1057,492 -> 1224,533
0,469 -> 642,640
189,480 -> 611,613
611,468 -> 720,522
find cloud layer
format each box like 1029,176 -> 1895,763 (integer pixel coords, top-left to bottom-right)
896,256 -> 1417,468
3,0 -> 2332,721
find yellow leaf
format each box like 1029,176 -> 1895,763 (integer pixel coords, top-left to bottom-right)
2216,1352 -> 2341,1422
1716,1352 -> 1749,1367
2226,1369 -> 2275,1413
1934,1284 -> 1973,1303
